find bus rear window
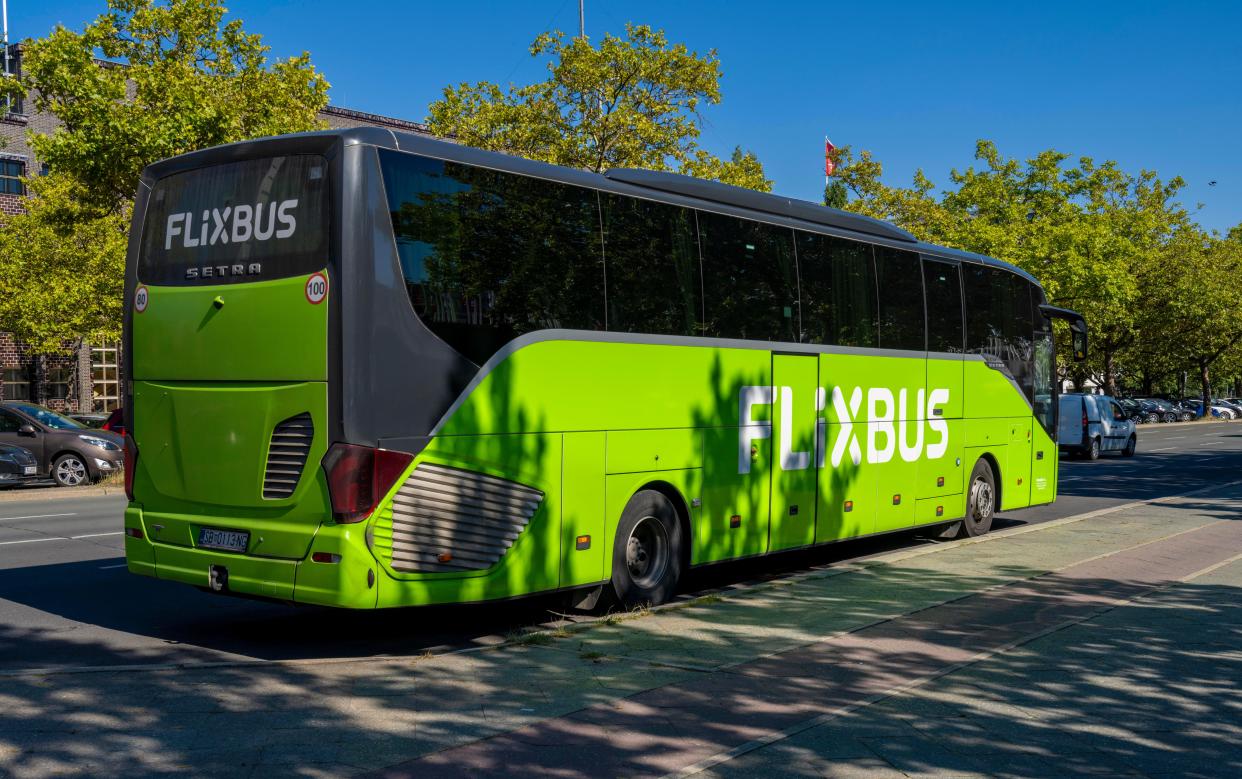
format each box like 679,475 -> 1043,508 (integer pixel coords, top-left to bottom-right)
139,155 -> 329,285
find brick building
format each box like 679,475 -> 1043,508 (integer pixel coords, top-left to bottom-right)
0,43 -> 429,412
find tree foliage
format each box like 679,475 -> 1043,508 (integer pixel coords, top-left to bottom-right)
427,24 -> 771,191
0,0 -> 330,351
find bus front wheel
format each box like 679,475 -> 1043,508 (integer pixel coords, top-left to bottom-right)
959,460 -> 997,538
611,490 -> 684,608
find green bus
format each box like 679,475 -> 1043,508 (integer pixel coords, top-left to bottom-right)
121,128 -> 1087,609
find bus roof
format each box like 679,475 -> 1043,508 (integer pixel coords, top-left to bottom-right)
142,126 -> 1041,288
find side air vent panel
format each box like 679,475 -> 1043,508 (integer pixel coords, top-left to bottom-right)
262,413 -> 314,499
388,463 -> 543,573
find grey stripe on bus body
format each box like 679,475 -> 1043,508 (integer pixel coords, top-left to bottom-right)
428,329 -> 1000,437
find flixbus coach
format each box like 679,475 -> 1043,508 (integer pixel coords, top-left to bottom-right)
121,128 -> 1088,609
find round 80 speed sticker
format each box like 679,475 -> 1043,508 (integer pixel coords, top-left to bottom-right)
305,272 -> 328,304
133,285 -> 149,313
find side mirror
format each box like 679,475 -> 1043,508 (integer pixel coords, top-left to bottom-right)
1038,303 -> 1088,361
1071,329 -> 1087,362
17,424 -> 37,437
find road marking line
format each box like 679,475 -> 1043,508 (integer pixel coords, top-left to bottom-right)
98,563 -> 128,570
1149,446 -> 1175,451
0,531 -> 122,546
0,513 -> 76,522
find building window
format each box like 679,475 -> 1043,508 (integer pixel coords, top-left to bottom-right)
91,345 -> 120,412
46,365 -> 71,400
0,159 -> 25,195
3,367 -> 31,401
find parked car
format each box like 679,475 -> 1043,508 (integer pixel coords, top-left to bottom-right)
0,401 -> 124,486
1212,398 -> 1242,418
1117,398 -> 1150,423
67,413 -> 109,428
1180,399 -> 1233,419
1058,393 -> 1137,459
1144,398 -> 1186,423
101,407 -> 127,437
0,443 -> 39,488
1117,400 -> 1162,422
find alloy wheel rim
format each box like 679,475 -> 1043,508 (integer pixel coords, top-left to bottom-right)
57,458 -> 86,486
969,477 -> 994,524
626,515 -> 669,587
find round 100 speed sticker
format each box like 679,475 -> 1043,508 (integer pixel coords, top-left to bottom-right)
305,272 -> 328,304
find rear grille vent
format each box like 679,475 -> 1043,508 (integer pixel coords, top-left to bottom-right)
388,463 -> 543,573
262,413 -> 313,499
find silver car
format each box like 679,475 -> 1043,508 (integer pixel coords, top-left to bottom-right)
1058,393 -> 1137,459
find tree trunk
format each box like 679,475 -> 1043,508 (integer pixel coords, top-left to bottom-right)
1234,377 -> 1241,398
1103,349 -> 1117,397
1141,370 -> 1154,397
1178,371 -> 1187,400
1200,359 -> 1211,416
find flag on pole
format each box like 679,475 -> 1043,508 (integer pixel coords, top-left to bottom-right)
824,137 -> 837,178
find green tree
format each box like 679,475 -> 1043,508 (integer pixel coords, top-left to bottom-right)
1161,234 -> 1242,409
0,0 -> 330,351
427,24 -> 770,191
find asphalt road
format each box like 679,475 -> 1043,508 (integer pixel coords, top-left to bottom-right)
2,420 -> 1239,673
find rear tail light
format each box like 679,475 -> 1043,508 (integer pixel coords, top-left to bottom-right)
123,435 -> 138,502
321,443 -> 413,523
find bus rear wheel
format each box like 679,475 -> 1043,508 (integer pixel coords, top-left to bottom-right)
959,460 -> 996,538
611,490 -> 684,608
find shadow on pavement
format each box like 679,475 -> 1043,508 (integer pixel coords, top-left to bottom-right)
1,555 -> 1239,776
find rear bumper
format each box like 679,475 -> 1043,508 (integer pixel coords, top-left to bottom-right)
124,504 -> 379,608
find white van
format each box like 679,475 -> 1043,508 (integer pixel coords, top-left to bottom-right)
1058,393 -> 1137,459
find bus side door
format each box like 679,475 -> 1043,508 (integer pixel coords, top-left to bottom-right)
769,353 -> 818,552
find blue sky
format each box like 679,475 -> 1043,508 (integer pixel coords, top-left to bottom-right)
12,1 -> 1241,233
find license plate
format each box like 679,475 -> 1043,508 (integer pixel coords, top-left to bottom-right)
22,466 -> 35,475
197,527 -> 249,553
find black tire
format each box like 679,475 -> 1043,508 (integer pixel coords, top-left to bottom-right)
52,453 -> 90,487
1122,435 -> 1137,457
611,490 -> 684,608
1085,437 -> 1101,461
958,459 -> 997,538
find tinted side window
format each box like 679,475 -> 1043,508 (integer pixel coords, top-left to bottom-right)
698,211 -> 798,342
875,247 -> 925,351
963,263 -> 1002,360
796,232 -> 877,347
601,194 -> 701,336
922,259 -> 963,353
1007,274 -> 1035,402
380,151 -> 605,366
963,263 -> 1036,401
0,411 -> 21,433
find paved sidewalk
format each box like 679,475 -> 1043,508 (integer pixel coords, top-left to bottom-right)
2,484 -> 1241,777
